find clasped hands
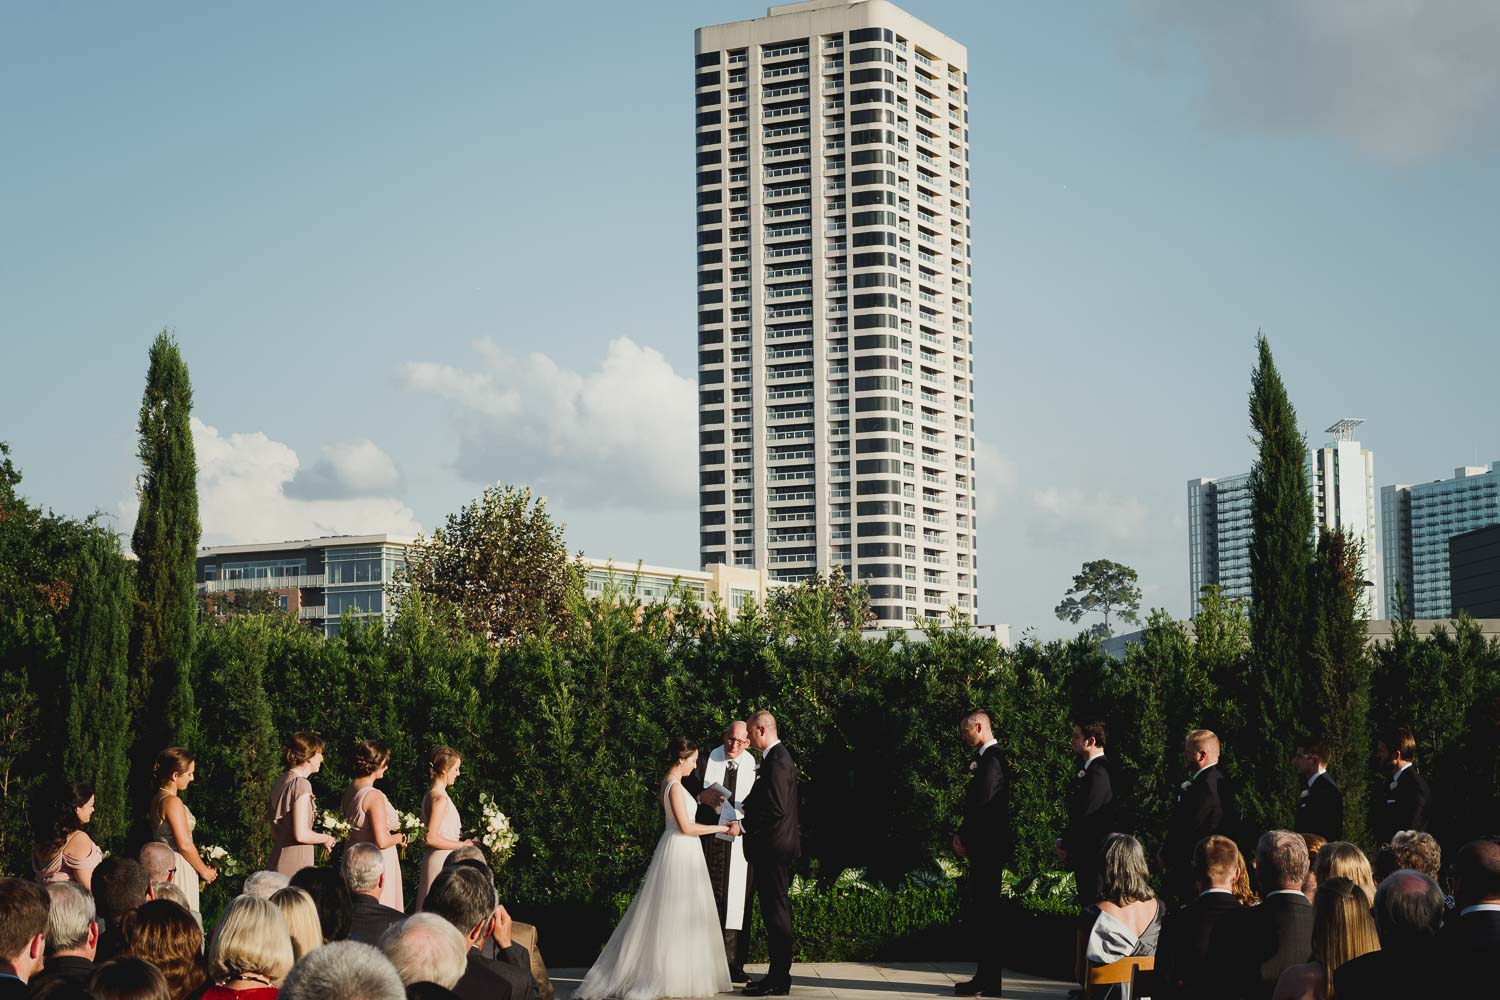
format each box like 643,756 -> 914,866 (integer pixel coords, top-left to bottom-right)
699,790 -> 743,837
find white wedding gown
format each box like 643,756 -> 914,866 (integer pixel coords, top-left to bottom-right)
575,780 -> 733,1000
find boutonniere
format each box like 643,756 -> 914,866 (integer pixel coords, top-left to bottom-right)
1180,780 -> 1192,791
969,760 -> 978,772
1299,790 -> 1310,799
1389,779 -> 1399,790
1076,769 -> 1086,778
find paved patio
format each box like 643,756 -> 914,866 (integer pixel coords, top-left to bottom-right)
552,963 -> 1074,1000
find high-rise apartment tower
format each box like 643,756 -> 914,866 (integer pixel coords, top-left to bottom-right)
694,0 -> 977,626
1310,419 -> 1378,614
1382,462 -> 1500,620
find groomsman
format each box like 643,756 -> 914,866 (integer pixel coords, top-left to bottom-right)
1292,739 -> 1343,841
1161,729 -> 1236,901
1374,726 -> 1432,844
1055,720 -> 1117,904
740,711 -> 799,997
682,721 -> 756,983
952,709 -> 1010,998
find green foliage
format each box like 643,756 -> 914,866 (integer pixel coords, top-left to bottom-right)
130,331 -> 201,813
1054,559 -> 1143,638
1246,333 -> 1314,833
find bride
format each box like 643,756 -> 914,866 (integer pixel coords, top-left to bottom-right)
576,737 -> 736,1000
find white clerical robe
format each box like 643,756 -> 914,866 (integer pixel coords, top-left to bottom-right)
702,744 -> 756,930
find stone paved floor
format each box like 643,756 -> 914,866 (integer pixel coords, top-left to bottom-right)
552,963 -> 1074,1000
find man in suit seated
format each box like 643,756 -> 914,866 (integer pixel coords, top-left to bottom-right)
1156,834 -> 1244,1000
1443,839 -> 1500,993
345,843 -> 406,945
424,865 -> 538,1000
0,877 -> 50,997
1332,869 -> 1446,999
1207,830 -> 1313,1000
381,914 -> 471,1000
27,883 -> 98,992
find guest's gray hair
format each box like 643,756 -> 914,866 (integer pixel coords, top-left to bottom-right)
44,881 -> 96,954
243,870 -> 291,899
1373,869 -> 1445,948
343,842 -> 386,892
379,914 -> 469,989
280,940 -> 405,1000
425,865 -> 497,938
1256,830 -> 1310,890
138,841 -> 177,882
1099,833 -> 1154,905
443,843 -> 489,868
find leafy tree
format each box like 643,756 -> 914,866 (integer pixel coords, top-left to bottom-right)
1054,559 -> 1142,638
1245,334 -> 1314,832
765,567 -> 876,632
1304,529 -> 1372,844
400,484 -> 582,643
129,331 -> 201,814
198,587 -> 285,620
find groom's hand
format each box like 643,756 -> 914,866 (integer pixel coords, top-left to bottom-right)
699,790 -> 726,808
726,820 -> 742,837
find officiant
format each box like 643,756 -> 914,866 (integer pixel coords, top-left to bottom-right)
682,719 -> 757,983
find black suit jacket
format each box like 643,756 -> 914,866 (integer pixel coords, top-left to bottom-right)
742,743 -> 799,864
1294,772 -> 1343,841
26,955 -> 95,991
1164,764 -> 1236,874
0,977 -> 27,999
1155,890 -> 1242,1000
1061,756 -> 1115,885
1206,892 -> 1314,1000
1375,766 -> 1432,843
348,893 -> 406,944
958,742 -> 1010,870
453,947 -> 537,1000
1442,908 -> 1500,994
1331,944 -> 1444,1000
408,983 -> 463,1000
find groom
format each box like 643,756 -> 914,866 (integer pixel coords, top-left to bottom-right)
736,710 -> 799,997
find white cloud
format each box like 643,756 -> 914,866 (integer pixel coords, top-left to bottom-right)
1140,0 -> 1500,160
397,337 -> 697,511
285,439 -> 403,500
974,440 -> 1018,520
121,419 -> 421,547
1027,486 -> 1151,549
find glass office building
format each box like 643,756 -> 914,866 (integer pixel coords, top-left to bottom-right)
1383,463 -> 1500,620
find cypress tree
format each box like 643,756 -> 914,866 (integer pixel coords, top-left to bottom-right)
1245,334 -> 1314,831
129,331 -> 201,812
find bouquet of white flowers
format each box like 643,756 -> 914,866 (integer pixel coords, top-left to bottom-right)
397,810 -> 425,857
200,844 -> 247,878
476,792 -> 518,864
319,809 -> 352,840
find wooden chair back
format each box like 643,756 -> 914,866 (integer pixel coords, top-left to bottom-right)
1086,955 -> 1155,996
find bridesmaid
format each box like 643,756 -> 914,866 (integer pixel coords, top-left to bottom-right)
148,747 -> 217,911
32,780 -> 102,891
416,746 -> 475,909
268,731 -> 336,875
340,739 -> 408,911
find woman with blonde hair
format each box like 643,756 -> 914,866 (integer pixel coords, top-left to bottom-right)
1314,842 -> 1378,909
1272,877 -> 1380,1000
341,739 -> 408,911
268,731 -> 336,876
270,885 -> 324,960
120,899 -> 207,1000
204,894 -> 295,999
147,748 -> 217,912
1231,842 -> 1260,907
417,745 -> 477,909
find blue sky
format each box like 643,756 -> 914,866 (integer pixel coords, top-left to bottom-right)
3,1 -> 1497,638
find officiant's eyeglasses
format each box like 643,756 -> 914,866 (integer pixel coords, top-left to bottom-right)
727,737 -> 750,746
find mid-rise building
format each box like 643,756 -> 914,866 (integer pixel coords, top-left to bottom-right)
1310,419 -> 1378,614
694,0 -> 977,627
1187,473 -> 1253,615
1382,463 -> 1500,619
1450,524 -> 1500,618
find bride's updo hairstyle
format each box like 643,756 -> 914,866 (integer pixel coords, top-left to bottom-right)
663,737 -> 698,767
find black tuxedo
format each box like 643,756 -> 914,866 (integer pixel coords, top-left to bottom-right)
1060,755 -> 1117,903
1331,943 -> 1444,1000
1294,771 -> 1343,841
26,955 -> 95,991
742,742 -> 799,988
453,945 -> 537,1000
1442,907 -> 1500,994
1206,891 -> 1314,1000
1163,764 -> 1236,899
958,741 -> 1010,989
1155,890 -> 1242,1000
1375,765 -> 1432,844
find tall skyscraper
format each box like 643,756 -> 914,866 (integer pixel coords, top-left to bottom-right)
694,0 -> 976,627
1381,483 -> 1413,619
1187,473 -> 1253,615
1382,462 -> 1500,619
1310,419 -> 1378,614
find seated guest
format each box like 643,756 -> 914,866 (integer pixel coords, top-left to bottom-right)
243,871 -> 291,900
424,866 -> 538,1000
289,866 -> 353,944
1313,842 -> 1377,908
1157,834 -> 1243,1000
443,853 -> 555,1000
1370,845 -> 1399,885
271,887 -> 324,960
140,841 -> 178,887
1208,831 -> 1314,1000
28,980 -> 96,1000
1331,870 -> 1445,999
1082,834 -> 1162,1000
120,899 -> 206,1000
1389,832 -> 1442,894
88,956 -> 172,1000
0,877 -> 50,997
1443,839 -> 1500,993
92,856 -> 152,962
347,842 -> 406,945
151,881 -> 202,930
1298,835 -> 1326,902
32,781 -> 103,892
1231,842 -> 1260,908
1271,877 -> 1379,1000
279,940 -> 406,1000
30,882 -> 98,991
380,914 -> 470,999
204,895 -> 295,999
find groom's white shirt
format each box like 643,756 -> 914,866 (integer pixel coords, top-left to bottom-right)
761,738 -> 782,758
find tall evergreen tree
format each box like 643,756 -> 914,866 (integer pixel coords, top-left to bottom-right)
129,331 -> 201,811
1304,529 -> 1372,845
1245,334 -> 1314,831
